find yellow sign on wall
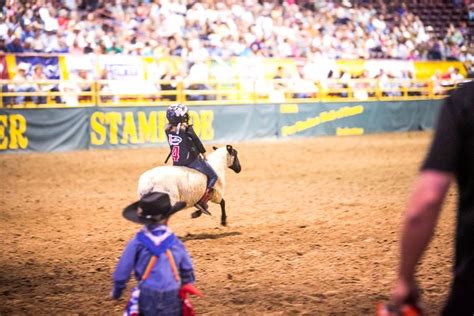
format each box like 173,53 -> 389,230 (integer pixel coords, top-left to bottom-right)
90,110 -> 214,146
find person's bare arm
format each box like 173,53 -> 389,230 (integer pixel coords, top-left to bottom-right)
391,170 -> 453,304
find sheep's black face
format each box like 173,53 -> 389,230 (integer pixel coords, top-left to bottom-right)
226,145 -> 241,173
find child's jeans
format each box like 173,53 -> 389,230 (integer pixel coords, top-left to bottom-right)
188,157 -> 218,189
139,287 -> 181,316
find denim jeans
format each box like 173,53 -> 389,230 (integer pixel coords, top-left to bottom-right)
139,287 -> 182,316
188,157 -> 218,189
1,84 -> 12,106
16,87 -> 37,104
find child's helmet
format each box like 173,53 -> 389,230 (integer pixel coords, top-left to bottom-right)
166,104 -> 189,125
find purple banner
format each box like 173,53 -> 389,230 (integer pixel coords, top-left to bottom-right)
15,55 -> 60,79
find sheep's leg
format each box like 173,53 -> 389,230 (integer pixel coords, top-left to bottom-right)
220,199 -> 227,226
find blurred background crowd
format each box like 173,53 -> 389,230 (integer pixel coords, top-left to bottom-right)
0,0 -> 472,61
0,0 -> 472,106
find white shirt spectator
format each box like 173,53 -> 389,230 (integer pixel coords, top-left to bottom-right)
451,70 -> 464,81
186,60 -> 209,85
0,14 -> 9,39
44,33 -> 61,52
277,39 -> 293,57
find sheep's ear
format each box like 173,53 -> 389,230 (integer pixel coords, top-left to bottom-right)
213,146 -> 218,151
226,145 -> 233,154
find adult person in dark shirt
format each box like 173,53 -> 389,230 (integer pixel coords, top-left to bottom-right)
165,104 -> 218,214
168,36 -> 183,57
6,36 -> 24,53
390,81 -> 474,315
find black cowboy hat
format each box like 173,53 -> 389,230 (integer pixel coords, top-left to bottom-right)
123,192 -> 186,225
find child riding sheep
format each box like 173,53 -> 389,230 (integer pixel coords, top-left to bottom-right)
164,103 -> 218,214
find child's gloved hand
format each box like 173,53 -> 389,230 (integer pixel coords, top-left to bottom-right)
179,283 -> 203,299
111,281 -> 127,300
110,286 -> 124,300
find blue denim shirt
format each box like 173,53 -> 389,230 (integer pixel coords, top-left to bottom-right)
113,224 -> 195,292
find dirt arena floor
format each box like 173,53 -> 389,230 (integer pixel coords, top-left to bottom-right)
0,131 -> 457,315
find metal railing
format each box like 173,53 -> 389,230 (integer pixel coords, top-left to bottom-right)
0,78 -> 469,108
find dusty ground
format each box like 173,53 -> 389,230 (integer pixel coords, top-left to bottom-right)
0,132 -> 456,315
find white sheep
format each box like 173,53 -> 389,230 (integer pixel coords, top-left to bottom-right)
137,145 -> 241,226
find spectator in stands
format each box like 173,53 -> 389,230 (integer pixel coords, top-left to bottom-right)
273,66 -> 287,91
431,70 -> 444,95
10,63 -> 37,105
438,66 -> 465,88
75,69 -> 92,92
0,14 -> 7,40
338,71 -> 352,98
74,69 -> 93,102
401,69 -> 422,97
445,23 -> 465,50
450,67 -> 465,81
469,3 -> 474,21
30,64 -> 51,105
159,64 -> 178,102
427,39 -> 444,60
58,80 -> 80,106
168,36 -> 183,57
31,25 -> 47,53
22,37 -> 34,52
6,36 -> 24,53
377,69 -> 401,97
21,22 -> 35,42
467,62 -> 474,79
352,70 -> 373,100
270,66 -> 287,102
58,68 -> 93,106
290,67 -> 318,99
185,59 -> 213,101
96,68 -> 116,104
458,21 -> 469,40
0,0 -> 471,69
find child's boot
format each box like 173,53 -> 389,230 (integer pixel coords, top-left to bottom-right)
195,188 -> 212,215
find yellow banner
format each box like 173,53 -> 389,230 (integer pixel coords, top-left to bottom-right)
414,61 -> 467,80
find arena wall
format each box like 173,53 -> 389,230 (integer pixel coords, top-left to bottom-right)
0,100 -> 443,153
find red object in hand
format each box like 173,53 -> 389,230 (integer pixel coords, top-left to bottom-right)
376,302 -> 423,316
179,284 -> 203,298
179,284 -> 203,316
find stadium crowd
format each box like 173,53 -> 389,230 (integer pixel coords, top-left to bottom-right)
0,0 -> 471,62
0,0 -> 472,106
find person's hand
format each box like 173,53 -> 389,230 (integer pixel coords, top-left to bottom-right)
390,277 -> 420,307
110,286 -> 124,300
202,153 -> 208,161
179,283 -> 203,298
